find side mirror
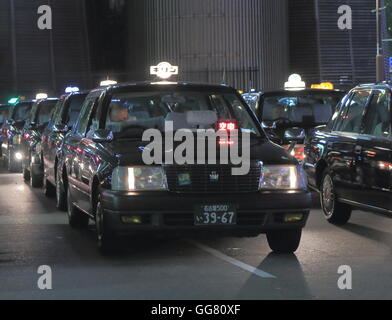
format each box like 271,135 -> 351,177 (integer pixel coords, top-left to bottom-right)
91,129 -> 114,143
53,124 -> 69,134
284,127 -> 306,142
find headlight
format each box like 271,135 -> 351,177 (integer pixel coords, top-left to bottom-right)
111,166 -> 168,191
259,165 -> 307,190
13,134 -> 22,144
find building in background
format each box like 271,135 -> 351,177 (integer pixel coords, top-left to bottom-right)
290,0 -> 388,89
0,0 -> 91,102
0,0 -> 388,102
127,0 -> 290,91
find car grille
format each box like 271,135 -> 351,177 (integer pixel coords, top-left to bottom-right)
164,163 -> 262,194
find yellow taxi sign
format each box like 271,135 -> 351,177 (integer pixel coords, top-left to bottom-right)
311,82 -> 334,90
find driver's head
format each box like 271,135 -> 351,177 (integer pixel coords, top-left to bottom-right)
110,102 -> 128,122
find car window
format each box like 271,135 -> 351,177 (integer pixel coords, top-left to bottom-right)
326,94 -> 351,131
52,99 -> 65,125
75,98 -> 98,137
259,92 -> 342,126
36,100 -> 57,126
334,90 -> 371,133
13,102 -> 33,122
64,94 -> 88,127
0,106 -> 11,123
103,91 -> 261,138
363,90 -> 391,138
242,93 -> 259,113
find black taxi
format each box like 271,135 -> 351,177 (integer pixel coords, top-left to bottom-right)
41,91 -> 88,206
1,101 -> 34,172
21,98 -> 58,187
304,83 -> 392,225
0,104 -> 11,158
243,88 -> 344,162
58,82 -> 311,254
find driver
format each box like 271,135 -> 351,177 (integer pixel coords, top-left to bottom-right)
110,102 -> 129,122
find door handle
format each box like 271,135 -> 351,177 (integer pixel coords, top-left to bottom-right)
354,145 -> 362,155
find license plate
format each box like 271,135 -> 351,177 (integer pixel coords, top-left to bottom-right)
194,204 -> 237,225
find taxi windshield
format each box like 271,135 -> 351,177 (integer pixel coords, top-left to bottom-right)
13,102 -> 32,122
102,91 -> 262,138
260,92 -> 343,125
36,100 -> 57,125
0,105 -> 11,123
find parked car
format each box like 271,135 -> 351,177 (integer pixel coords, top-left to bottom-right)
1,101 -> 34,172
57,82 -> 311,254
21,98 -> 58,187
243,89 -> 345,162
41,91 -> 89,205
304,83 -> 392,225
0,104 -> 11,158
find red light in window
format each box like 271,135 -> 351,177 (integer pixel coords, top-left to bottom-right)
217,121 -> 237,131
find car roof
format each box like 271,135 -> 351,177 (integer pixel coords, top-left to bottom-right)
253,88 -> 345,96
353,83 -> 392,91
98,81 -> 236,93
60,90 -> 90,100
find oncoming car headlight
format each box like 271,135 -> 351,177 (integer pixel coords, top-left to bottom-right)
259,165 -> 307,190
111,166 -> 168,191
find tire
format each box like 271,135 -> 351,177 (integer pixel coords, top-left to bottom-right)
95,197 -> 116,255
43,175 -> 55,197
267,229 -> 302,254
66,184 -> 89,229
23,167 -> 30,182
31,167 -> 43,188
56,169 -> 67,211
320,171 -> 352,225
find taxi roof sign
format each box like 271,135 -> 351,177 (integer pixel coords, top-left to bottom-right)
284,74 -> 306,91
311,82 -> 334,90
8,97 -> 19,104
100,79 -> 117,87
65,86 -> 80,93
150,62 -> 179,80
36,93 -> 48,100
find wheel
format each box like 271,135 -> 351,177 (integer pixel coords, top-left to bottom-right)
30,166 -> 43,188
267,229 -> 302,253
23,167 -> 30,181
43,175 -> 55,197
56,169 -> 67,211
320,171 -> 352,225
95,197 -> 116,255
66,184 -> 89,229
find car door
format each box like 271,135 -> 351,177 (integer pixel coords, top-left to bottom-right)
43,99 -> 64,183
354,88 -> 392,212
328,89 -> 372,201
69,96 -> 99,212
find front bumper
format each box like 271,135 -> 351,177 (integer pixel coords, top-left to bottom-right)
101,190 -> 312,236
